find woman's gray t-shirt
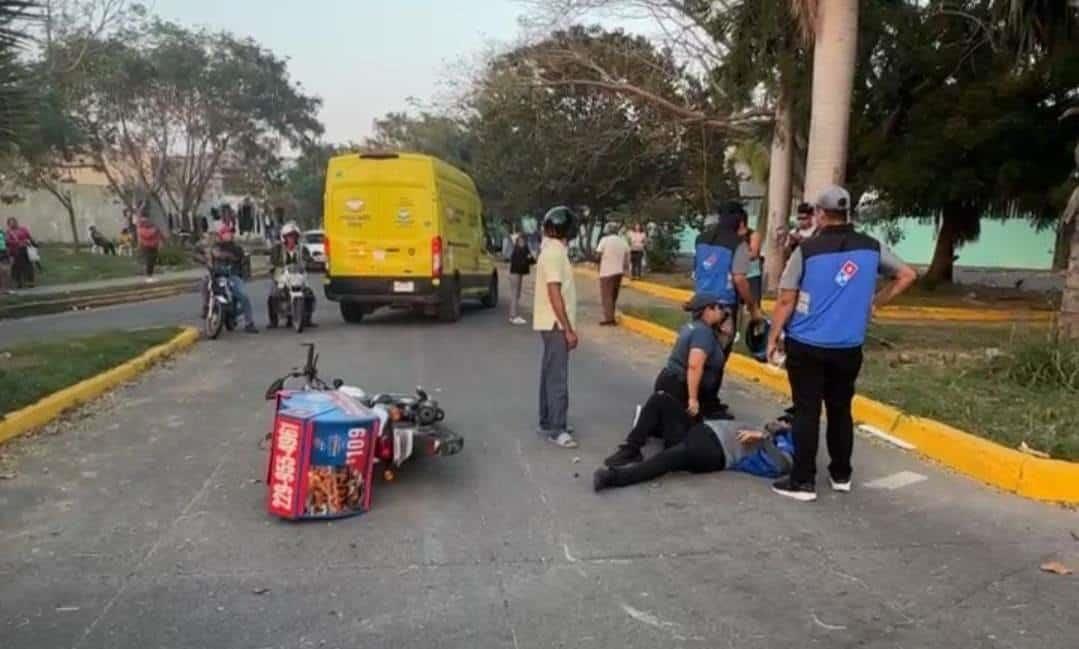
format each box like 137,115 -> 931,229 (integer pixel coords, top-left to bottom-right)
665,321 -> 724,389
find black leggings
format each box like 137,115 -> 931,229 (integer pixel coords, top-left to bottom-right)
624,391 -> 692,451
607,423 -> 727,488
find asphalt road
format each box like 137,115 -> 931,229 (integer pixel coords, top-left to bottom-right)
1,275 -> 1077,649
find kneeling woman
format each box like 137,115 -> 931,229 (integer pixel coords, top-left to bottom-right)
603,292 -> 728,468
594,417 -> 794,491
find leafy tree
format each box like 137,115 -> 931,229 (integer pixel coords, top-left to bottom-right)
850,1 -> 1079,284
366,111 -> 475,173
0,1 -> 37,152
282,142 -> 357,229
468,25 -> 737,249
51,18 -> 322,223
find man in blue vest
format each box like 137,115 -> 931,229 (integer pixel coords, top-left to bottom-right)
694,201 -> 762,416
767,185 -> 917,502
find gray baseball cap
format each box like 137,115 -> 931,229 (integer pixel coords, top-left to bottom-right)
816,185 -> 852,213
683,292 -> 724,312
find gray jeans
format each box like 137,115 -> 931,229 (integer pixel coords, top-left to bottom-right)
539,329 -> 570,433
509,273 -> 524,319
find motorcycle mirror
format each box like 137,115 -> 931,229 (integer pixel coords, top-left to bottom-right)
264,377 -> 286,400
416,386 -> 428,400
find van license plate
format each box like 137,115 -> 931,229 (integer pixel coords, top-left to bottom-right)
393,281 -> 415,293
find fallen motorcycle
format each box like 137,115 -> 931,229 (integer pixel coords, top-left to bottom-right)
263,344 -> 463,520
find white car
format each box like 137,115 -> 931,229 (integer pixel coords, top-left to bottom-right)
302,230 -> 326,270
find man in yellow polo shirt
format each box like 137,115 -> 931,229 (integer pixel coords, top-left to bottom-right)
534,206 -> 580,449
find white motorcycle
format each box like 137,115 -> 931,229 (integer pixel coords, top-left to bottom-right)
269,263 -> 310,333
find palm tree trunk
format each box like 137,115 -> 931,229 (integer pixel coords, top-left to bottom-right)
802,0 -> 859,201
1060,221 -> 1079,339
765,87 -> 794,292
1059,187 -> 1079,339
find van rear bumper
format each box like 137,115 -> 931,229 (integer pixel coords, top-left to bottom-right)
324,276 -> 442,306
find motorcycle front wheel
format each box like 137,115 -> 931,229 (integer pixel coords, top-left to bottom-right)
292,297 -> 305,333
205,303 -> 224,339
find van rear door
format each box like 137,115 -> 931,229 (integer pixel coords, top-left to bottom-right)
327,183 -> 434,278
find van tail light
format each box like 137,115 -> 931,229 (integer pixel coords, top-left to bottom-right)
432,236 -> 443,278
323,234 -> 330,269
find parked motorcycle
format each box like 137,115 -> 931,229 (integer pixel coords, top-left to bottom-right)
264,344 -> 463,477
268,263 -> 310,333
204,266 -> 239,339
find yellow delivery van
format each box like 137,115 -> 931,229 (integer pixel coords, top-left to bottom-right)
322,152 -> 498,323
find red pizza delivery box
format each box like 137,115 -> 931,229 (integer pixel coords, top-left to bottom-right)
266,390 -> 380,520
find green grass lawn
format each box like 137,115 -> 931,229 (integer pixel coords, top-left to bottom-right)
31,245 -> 193,287
636,271 -> 1058,311
0,327 -> 181,415
623,305 -> 1079,460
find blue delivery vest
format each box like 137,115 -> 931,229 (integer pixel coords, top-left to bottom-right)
732,430 -> 795,478
787,226 -> 881,348
694,226 -> 741,305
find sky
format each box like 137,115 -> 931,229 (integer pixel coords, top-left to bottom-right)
154,0 -> 646,145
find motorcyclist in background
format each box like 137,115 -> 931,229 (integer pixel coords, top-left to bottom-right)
267,221 -> 317,328
205,225 -> 258,333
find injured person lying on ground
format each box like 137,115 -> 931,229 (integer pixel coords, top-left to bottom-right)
594,392 -> 795,492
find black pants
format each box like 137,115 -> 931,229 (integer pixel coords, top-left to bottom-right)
11,247 -> 33,287
630,250 -> 644,278
607,423 -> 727,488
712,306 -> 738,402
785,338 -> 863,484
652,367 -> 721,421
142,247 -> 158,276
96,239 -> 117,255
624,391 -> 692,451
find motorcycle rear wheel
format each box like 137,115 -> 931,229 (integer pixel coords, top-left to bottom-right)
292,297 -> 305,333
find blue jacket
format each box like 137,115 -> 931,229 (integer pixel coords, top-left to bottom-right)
694,226 -> 742,305
787,225 -> 881,348
731,430 -> 795,478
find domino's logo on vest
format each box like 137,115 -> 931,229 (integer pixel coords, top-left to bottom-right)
835,260 -> 859,287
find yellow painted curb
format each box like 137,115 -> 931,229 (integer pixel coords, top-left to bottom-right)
578,268 -> 1054,323
617,312 -> 1079,505
0,327 -> 200,446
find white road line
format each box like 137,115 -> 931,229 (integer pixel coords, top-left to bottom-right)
865,471 -> 928,490
857,424 -> 916,450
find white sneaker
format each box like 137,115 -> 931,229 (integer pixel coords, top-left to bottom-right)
547,432 -> 579,448
510,317 -> 527,325
830,477 -> 852,493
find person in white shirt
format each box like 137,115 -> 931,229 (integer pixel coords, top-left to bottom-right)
534,207 -> 580,449
596,223 -> 630,326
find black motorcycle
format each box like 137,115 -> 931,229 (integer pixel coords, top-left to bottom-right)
204,266 -> 239,339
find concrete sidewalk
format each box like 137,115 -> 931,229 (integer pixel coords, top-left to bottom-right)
7,269 -> 205,298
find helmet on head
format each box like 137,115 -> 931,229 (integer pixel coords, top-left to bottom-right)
716,201 -> 748,231
280,222 -> 301,242
541,206 -> 577,241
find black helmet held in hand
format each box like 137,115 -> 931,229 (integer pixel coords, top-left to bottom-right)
542,206 -> 578,240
